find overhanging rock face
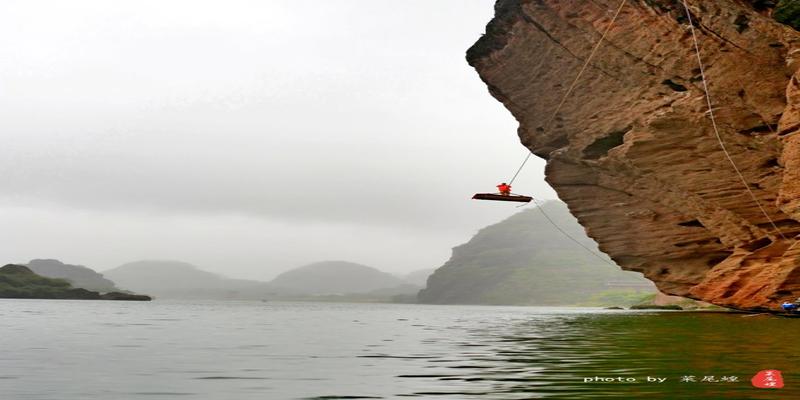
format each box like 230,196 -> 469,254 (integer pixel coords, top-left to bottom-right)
468,0 -> 800,311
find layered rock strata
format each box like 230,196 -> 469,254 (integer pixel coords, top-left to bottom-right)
468,0 -> 800,310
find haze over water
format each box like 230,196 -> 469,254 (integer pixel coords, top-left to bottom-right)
2,300 -> 796,399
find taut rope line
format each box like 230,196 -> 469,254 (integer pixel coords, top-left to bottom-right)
507,0 -> 628,266
508,0 -> 628,185
502,0 -> 791,268
532,199 -> 619,267
680,0 -> 788,241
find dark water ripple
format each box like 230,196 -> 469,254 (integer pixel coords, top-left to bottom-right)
392,312 -> 800,399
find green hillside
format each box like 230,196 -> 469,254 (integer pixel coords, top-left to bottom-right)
418,201 -> 653,305
0,264 -> 150,300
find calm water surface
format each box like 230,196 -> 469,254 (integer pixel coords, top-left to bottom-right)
0,300 -> 796,399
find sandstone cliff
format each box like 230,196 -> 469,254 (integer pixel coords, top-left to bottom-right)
468,0 -> 800,311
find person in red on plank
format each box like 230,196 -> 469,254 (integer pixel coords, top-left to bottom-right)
497,182 -> 511,196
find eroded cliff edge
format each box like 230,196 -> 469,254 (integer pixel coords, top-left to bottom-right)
468,0 -> 800,311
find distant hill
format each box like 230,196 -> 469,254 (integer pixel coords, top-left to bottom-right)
403,269 -> 436,287
418,201 -> 653,305
104,260 -> 267,299
27,259 -> 119,293
268,261 -> 411,295
0,264 -> 149,300
103,260 -> 419,301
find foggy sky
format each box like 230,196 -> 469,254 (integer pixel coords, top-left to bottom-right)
0,0 -> 557,280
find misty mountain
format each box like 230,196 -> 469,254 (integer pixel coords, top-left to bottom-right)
403,269 -> 436,287
104,260 -> 267,299
102,260 -> 417,300
268,261 -> 410,295
418,201 -> 653,305
27,259 -> 119,293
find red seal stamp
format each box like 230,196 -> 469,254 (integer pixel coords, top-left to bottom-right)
751,370 -> 783,389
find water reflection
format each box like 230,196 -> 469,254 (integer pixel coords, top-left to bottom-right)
400,312 -> 800,399
1,301 -> 798,399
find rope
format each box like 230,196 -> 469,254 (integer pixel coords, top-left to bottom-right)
499,0 -> 790,267
507,0 -> 628,266
532,198 -> 619,267
508,0 -> 627,185
680,0 -> 788,241
785,238 -> 800,253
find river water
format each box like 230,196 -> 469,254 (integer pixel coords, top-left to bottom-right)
0,300 -> 796,399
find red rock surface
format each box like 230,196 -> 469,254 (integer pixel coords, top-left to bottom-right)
468,0 -> 800,311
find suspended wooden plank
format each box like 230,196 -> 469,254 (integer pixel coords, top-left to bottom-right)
472,193 -> 532,203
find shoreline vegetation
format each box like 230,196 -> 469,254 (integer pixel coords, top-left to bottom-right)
0,264 -> 151,301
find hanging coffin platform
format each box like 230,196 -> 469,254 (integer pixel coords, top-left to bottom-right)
472,193 -> 533,203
